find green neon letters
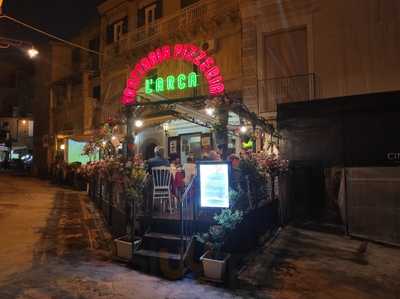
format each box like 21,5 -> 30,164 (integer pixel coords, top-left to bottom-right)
145,72 -> 198,94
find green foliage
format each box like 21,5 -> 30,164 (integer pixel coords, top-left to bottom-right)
196,209 -> 243,259
236,158 -> 269,209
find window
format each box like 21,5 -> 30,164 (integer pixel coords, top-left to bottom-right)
88,37 -> 100,70
137,1 -> 163,28
72,48 -> 81,70
263,27 -> 309,111
181,0 -> 199,9
89,37 -> 100,52
92,85 -> 101,100
106,17 -> 128,44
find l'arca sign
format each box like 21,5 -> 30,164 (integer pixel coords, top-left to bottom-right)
122,43 -> 225,105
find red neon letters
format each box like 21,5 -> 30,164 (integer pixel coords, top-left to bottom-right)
121,44 -> 225,105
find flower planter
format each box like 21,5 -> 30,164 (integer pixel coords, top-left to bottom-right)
200,251 -> 230,282
114,236 -> 141,261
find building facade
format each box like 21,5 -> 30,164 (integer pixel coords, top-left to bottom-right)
97,0 -> 242,161
37,0 -> 400,168
241,0 -> 400,119
45,20 -> 101,166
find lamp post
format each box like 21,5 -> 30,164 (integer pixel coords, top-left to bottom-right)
0,36 -> 39,59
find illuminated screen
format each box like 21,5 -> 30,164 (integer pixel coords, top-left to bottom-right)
199,163 -> 230,208
67,139 -> 98,165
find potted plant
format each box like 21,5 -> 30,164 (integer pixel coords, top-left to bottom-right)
114,156 -> 146,261
114,235 -> 142,261
197,209 -> 243,281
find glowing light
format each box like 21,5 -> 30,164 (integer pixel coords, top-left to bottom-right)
240,126 -> 248,133
102,141 -> 107,146
60,144 -> 65,150
21,120 -> 27,125
27,47 -> 39,59
187,72 -> 198,88
111,136 -> 117,141
145,73 -> 197,94
155,77 -> 164,93
177,74 -> 186,90
135,120 -> 144,127
162,122 -> 169,132
145,79 -> 153,94
167,76 -> 175,91
205,107 -> 215,116
122,44 -> 225,105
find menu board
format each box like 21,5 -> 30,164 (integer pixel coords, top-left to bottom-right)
199,162 -> 230,208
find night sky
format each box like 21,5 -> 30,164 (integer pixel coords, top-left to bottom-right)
1,0 -> 104,42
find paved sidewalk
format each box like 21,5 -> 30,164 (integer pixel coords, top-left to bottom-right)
0,173 -> 256,299
239,224 -> 400,299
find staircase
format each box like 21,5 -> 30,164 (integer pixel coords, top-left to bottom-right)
132,218 -> 192,280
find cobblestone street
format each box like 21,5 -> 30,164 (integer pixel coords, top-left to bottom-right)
0,173 -> 254,299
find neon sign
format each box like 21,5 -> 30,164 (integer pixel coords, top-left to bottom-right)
145,72 -> 198,94
122,44 -> 225,105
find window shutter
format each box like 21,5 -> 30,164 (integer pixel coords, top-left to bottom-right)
106,24 -> 113,44
122,16 -> 128,33
155,0 -> 163,20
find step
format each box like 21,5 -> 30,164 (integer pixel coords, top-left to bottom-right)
134,249 -> 181,261
142,232 -> 188,254
132,249 -> 186,279
144,232 -> 190,241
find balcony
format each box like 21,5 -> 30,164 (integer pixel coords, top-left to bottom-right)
259,73 -> 317,113
103,0 -> 239,61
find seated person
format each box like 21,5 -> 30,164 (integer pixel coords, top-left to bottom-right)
146,146 -> 169,173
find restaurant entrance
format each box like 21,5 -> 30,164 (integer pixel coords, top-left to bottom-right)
180,133 -> 202,163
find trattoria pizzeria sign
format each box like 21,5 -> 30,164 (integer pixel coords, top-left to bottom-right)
121,44 -> 225,105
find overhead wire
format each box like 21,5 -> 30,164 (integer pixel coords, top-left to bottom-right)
0,14 -> 103,55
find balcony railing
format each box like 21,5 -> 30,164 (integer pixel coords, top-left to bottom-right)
103,0 -> 239,60
260,73 -> 317,113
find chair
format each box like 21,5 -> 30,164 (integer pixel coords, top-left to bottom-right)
152,166 -> 172,213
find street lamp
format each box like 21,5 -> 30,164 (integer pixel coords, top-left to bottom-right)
27,47 -> 39,59
0,36 -> 39,59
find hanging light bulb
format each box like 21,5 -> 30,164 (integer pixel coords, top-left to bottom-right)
102,140 -> 107,146
240,125 -> 247,133
205,107 -> 215,116
135,119 -> 144,127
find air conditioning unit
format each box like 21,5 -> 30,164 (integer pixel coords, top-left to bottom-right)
201,39 -> 217,53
